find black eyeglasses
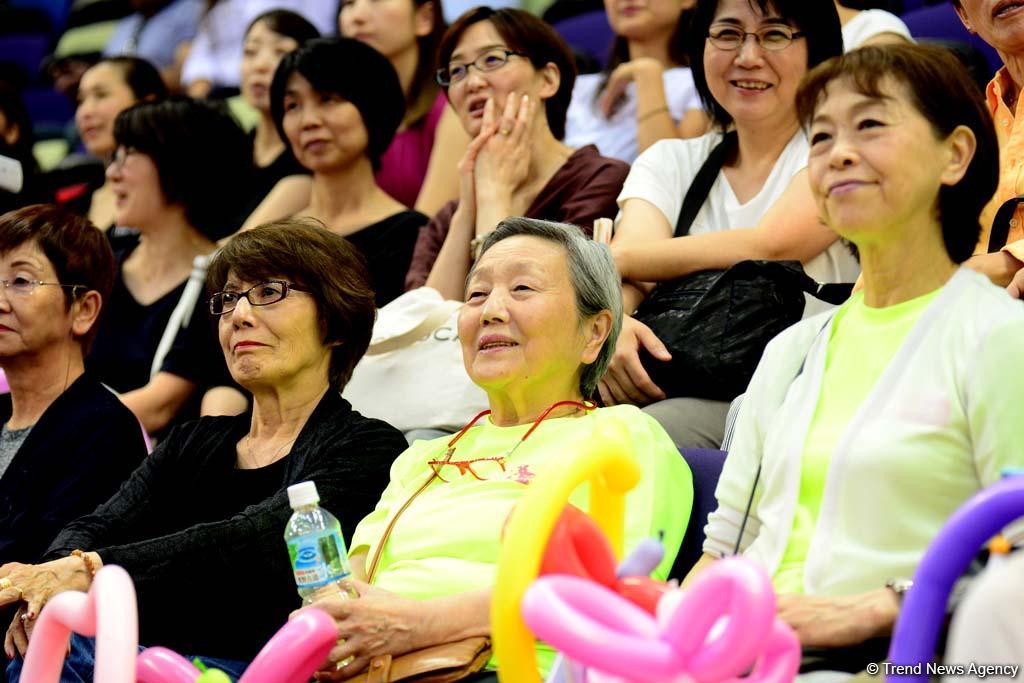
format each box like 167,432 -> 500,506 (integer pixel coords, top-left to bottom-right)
707,25 -> 804,52
436,48 -> 526,87
209,280 -> 311,316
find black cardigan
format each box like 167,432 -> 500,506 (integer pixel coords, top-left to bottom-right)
0,372 -> 147,566
44,390 -> 407,661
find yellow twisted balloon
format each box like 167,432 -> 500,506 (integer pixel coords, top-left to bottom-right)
491,417 -> 641,683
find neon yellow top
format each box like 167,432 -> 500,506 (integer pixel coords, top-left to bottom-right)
774,289 -> 941,594
350,404 -> 693,674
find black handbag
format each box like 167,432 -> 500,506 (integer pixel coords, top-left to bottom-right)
633,131 -> 852,402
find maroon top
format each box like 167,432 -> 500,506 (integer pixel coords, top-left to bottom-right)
375,92 -> 448,208
404,144 -> 629,290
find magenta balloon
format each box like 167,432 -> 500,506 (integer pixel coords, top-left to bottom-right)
238,608 -> 338,683
666,559 -> 777,682
21,565 -> 138,683
523,576 -> 680,680
136,648 -> 201,683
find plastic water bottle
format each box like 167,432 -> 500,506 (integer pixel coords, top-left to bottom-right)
285,481 -> 358,605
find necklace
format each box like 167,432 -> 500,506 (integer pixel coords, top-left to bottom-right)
431,400 -> 597,472
241,434 -> 298,469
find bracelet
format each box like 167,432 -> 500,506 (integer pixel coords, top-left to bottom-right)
637,105 -> 670,123
71,549 -> 97,580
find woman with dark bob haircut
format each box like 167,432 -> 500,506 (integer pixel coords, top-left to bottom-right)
87,96 -> 250,437
269,37 -> 429,307
605,0 -> 859,452
687,45 -> 1024,665
2,219 -> 407,679
405,7 -> 630,298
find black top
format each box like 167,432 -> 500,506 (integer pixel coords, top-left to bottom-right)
0,372 -> 148,565
236,134 -> 310,228
44,390 -> 406,661
86,233 -> 227,425
347,210 -> 428,307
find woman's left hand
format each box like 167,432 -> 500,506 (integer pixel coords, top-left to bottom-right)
599,58 -> 664,118
297,580 -> 430,680
472,92 -> 536,210
1007,266 -> 1024,299
775,589 -> 899,647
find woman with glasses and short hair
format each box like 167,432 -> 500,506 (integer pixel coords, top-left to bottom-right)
0,204 -> 147,571
1,219 -> 407,680
602,0 -> 860,450
301,218 -> 692,680
404,7 -> 630,300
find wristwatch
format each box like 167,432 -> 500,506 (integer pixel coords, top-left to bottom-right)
886,578 -> 914,603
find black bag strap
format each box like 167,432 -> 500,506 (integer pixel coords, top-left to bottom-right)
988,196 -> 1021,253
675,130 -> 738,238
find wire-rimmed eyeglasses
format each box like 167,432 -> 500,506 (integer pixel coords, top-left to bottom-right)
0,278 -> 84,298
209,280 -> 311,316
707,25 -> 805,52
436,48 -> 527,87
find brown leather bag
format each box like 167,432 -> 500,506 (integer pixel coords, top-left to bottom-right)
341,458 -> 493,682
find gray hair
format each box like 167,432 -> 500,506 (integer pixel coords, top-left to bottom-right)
471,217 -> 623,397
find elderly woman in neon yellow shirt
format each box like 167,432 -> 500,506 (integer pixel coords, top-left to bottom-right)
689,44 -> 1024,655
305,217 -> 692,679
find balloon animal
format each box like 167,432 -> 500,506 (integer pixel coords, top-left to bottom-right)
20,564 -> 338,683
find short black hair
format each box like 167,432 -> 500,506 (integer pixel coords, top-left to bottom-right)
797,44 -> 998,264
438,7 -> 577,140
94,56 -> 168,102
0,204 -> 115,350
245,9 -> 320,46
690,0 -> 843,130
270,38 -> 405,170
113,96 -> 251,240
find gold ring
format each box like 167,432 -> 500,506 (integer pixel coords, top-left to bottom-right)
499,128 -> 511,136
0,577 -> 11,591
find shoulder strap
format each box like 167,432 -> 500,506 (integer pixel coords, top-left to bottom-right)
674,130 -> 738,238
150,253 -> 211,380
365,453 -> 450,582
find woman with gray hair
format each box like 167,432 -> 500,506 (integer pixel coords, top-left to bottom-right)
301,217 -> 692,680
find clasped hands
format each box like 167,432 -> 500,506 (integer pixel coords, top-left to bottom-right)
0,555 -> 95,659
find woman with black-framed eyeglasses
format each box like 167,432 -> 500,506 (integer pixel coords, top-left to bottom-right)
405,7 -> 630,299
601,0 -> 860,451
1,219 -> 407,681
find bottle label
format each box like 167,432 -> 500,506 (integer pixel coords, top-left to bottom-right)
287,531 -> 351,589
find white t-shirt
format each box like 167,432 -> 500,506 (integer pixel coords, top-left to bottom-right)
181,0 -> 337,89
616,131 -> 861,316
842,9 -> 913,51
564,67 -> 702,163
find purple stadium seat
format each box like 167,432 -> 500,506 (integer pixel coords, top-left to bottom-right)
902,3 -> 1002,77
0,34 -> 49,80
670,447 -> 727,580
552,9 -> 615,70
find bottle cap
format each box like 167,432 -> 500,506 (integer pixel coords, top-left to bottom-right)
287,481 -> 320,509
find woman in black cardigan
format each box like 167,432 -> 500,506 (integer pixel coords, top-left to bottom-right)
1,220 -> 406,678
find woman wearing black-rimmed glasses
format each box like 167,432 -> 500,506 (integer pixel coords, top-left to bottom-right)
1,219 -> 406,681
601,0 -> 859,450
405,7 -> 630,299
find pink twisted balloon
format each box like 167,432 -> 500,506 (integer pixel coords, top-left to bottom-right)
21,565 -> 340,683
522,557 -> 800,683
21,564 -> 138,683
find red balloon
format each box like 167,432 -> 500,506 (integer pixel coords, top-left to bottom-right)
538,505 -> 617,587
614,576 -> 672,616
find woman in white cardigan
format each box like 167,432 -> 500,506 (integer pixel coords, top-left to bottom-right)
689,44 -> 1024,652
